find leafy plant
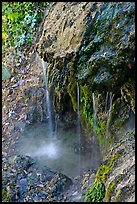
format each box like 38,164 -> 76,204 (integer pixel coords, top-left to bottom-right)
2,2 -> 48,81
2,2 -> 48,50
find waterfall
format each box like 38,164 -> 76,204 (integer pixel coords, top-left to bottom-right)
107,92 -> 114,130
92,93 -> 97,133
105,92 -> 109,113
41,59 -> 53,137
77,83 -> 81,175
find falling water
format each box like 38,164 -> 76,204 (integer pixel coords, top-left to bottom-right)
92,93 -> 97,132
41,59 -> 53,137
107,92 -> 114,130
92,92 -> 97,146
105,92 -> 109,113
77,83 -> 81,175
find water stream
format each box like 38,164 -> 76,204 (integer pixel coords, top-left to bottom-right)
107,92 -> 114,129
41,59 -> 54,138
77,83 -> 81,175
92,93 -> 97,133
105,91 -> 109,113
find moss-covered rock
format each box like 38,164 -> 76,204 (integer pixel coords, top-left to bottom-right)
84,129 -> 135,202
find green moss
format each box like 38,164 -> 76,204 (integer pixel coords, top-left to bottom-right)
2,189 -> 10,201
113,119 -> 125,131
95,120 -> 114,151
80,85 -> 94,130
67,81 -> 77,111
97,132 -> 114,152
96,153 -> 120,183
84,182 -> 105,202
81,85 -> 91,101
84,153 -> 120,202
105,180 -> 115,202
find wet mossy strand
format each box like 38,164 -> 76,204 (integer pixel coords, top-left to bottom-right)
67,81 -> 77,112
96,121 -> 114,152
79,85 -> 94,133
84,153 -> 119,202
67,61 -> 78,112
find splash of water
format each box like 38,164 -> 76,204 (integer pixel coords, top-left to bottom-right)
41,59 -> 53,136
77,82 -> 81,175
26,141 -> 59,159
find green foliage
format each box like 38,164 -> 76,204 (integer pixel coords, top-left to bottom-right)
2,189 -> 10,201
2,2 -> 48,81
83,99 -> 92,120
84,182 -> 105,202
2,2 -> 48,51
81,85 -> 91,100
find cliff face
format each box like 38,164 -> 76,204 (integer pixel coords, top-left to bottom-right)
36,2 -> 135,144
36,3 -> 135,201
37,2 -> 96,114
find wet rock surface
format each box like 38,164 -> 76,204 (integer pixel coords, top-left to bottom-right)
84,129 -> 135,202
2,155 -> 73,202
103,129 -> 135,202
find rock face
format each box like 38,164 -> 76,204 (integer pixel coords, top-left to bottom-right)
84,129 -> 135,202
37,2 -> 97,114
36,3 -> 135,202
36,2 -> 135,145
37,2 -> 93,60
